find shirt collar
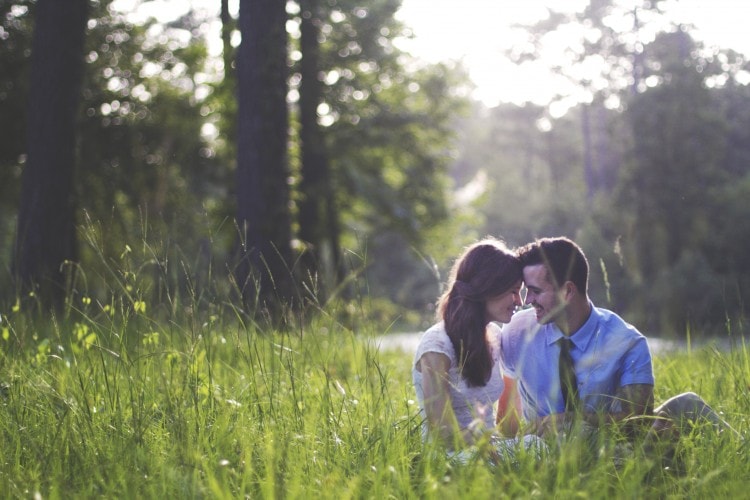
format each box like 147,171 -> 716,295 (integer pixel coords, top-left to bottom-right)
545,301 -> 599,351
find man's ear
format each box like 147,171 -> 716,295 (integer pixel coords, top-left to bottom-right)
563,281 -> 576,301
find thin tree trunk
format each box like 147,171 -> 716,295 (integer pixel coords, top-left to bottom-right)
221,0 -> 233,81
581,104 -> 595,204
298,0 -> 341,299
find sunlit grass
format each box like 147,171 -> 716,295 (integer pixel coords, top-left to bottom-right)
0,233 -> 748,498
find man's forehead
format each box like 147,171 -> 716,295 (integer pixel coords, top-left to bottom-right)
523,264 -> 551,286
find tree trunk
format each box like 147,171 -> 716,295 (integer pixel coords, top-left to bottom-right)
13,0 -> 88,309
221,0 -> 233,81
581,104 -> 595,204
235,0 -> 294,316
298,0 -> 343,299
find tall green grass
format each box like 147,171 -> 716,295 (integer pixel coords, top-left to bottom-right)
0,234 -> 749,498
0,298 -> 424,498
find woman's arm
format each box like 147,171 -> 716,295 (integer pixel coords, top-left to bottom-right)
419,351 -> 461,445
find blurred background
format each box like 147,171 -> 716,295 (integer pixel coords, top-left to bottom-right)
2,0 -> 750,338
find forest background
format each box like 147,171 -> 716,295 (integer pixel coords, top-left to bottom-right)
3,0 -> 750,339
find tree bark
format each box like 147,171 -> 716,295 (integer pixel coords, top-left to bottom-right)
298,0 -> 343,298
13,0 -> 88,309
581,104 -> 595,204
220,0 -> 233,81
235,0 -> 294,315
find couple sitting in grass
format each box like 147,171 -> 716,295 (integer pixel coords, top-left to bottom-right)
412,236 -> 739,463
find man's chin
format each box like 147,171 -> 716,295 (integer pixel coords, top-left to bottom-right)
535,310 -> 555,324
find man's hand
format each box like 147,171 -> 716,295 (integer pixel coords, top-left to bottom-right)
581,384 -> 655,436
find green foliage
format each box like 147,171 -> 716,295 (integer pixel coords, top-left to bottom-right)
6,0 -> 750,335
0,0 -> 233,306
457,14 -> 750,337
285,0 -> 472,316
77,2 -> 226,261
1,0 -> 470,321
452,101 -> 592,248
327,59 -> 467,247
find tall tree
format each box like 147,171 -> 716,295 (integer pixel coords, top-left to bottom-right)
317,6 -> 463,234
216,0 -> 237,163
0,1 -> 34,279
235,0 -> 294,315
13,0 -> 88,308
220,0 -> 234,83
283,0 -> 470,314
297,0 -> 342,299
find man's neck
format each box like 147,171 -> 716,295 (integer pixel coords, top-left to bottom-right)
556,299 -> 592,336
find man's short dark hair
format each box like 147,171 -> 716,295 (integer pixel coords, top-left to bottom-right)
517,237 -> 589,294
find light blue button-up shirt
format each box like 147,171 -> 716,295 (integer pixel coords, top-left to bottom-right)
500,305 -> 654,419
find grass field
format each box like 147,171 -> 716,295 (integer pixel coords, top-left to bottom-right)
1,293 -> 749,499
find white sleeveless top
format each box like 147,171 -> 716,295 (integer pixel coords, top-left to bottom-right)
412,321 -> 504,440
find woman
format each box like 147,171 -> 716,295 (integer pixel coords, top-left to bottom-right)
412,238 -> 541,461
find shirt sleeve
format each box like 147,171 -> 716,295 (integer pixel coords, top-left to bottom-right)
413,325 -> 454,372
619,335 -> 655,386
499,312 -> 531,378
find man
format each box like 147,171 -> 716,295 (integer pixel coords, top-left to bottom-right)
496,237 -> 737,440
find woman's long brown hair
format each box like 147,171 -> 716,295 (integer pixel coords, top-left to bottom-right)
437,238 -> 522,387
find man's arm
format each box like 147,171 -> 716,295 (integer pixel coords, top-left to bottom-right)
525,384 -> 655,438
618,383 -> 655,416
496,376 -> 522,436
583,383 -> 654,429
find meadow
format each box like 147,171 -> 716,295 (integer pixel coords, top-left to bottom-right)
1,272 -> 749,498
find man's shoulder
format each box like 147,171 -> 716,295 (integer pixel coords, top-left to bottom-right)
594,305 -> 645,338
591,305 -> 652,360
